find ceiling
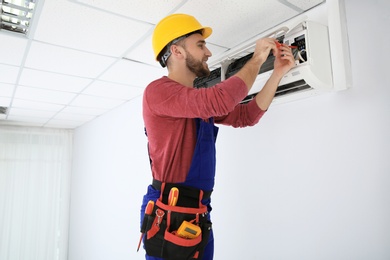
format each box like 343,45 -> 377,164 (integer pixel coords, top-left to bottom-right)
0,0 -> 324,129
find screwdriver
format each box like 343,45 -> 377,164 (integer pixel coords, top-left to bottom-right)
168,187 -> 179,206
137,200 -> 154,252
275,40 -> 297,49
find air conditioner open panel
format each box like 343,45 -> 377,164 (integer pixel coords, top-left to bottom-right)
194,20 -> 333,105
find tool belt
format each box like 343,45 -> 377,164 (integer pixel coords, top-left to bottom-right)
152,179 -> 213,202
144,182 -> 212,259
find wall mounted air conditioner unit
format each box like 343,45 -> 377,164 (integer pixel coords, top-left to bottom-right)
195,20 -> 335,104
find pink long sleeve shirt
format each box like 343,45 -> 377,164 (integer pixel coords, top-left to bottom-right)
143,76 -> 266,183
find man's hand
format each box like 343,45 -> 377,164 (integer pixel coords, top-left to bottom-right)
254,42 -> 296,111
272,43 -> 296,78
235,38 -> 276,92
252,38 -> 277,64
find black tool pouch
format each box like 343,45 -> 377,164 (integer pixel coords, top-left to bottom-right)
144,183 -> 212,260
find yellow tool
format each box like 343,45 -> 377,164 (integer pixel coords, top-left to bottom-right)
177,221 -> 201,239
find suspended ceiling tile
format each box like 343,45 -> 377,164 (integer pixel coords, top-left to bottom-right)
6,115 -> 48,125
83,80 -> 144,100
73,0 -> 184,24
0,64 -> 20,84
123,35 -> 159,67
0,118 -> 44,127
11,99 -> 65,112
34,0 -> 152,57
52,111 -> 96,122
0,97 -> 11,107
14,86 -> 77,105
0,33 -> 28,66
178,0 -> 298,48
99,59 -> 166,88
285,0 -> 325,11
19,69 -> 92,93
25,42 -> 117,78
70,94 -> 126,109
44,119 -> 85,129
0,83 -> 15,97
61,106 -> 107,116
124,34 -> 229,68
8,107 -> 58,118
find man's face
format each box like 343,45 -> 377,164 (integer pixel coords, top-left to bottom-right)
181,33 -> 212,78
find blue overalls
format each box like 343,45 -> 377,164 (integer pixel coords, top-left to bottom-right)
140,118 -> 218,260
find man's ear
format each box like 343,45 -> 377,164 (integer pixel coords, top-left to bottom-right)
171,44 -> 184,59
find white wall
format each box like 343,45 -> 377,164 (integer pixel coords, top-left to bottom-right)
68,1 -> 390,259
69,98 -> 150,260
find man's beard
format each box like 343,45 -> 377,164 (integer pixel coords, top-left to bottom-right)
184,49 -> 210,78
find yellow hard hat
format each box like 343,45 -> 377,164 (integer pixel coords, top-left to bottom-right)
152,13 -> 212,63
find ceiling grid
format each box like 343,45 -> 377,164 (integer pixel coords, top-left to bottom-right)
0,0 -> 324,128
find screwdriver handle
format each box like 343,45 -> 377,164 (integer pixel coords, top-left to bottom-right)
140,200 -> 154,233
168,187 -> 179,206
145,200 -> 154,215
137,200 -> 155,252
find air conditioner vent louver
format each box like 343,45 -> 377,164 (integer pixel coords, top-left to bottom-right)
275,79 -> 311,97
240,80 -> 312,104
225,52 -> 278,79
194,67 -> 222,89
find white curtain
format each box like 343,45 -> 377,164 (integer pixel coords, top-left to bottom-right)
0,126 -> 73,260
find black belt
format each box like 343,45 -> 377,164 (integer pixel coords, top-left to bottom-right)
152,179 -> 212,201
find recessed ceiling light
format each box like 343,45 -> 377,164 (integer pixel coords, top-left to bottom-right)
0,0 -> 37,36
0,106 -> 8,115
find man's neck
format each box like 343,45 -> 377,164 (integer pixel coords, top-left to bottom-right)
167,68 -> 196,88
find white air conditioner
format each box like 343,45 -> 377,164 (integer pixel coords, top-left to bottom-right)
195,20 -> 334,104
249,21 -> 333,104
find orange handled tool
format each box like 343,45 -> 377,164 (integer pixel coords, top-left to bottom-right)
168,187 -> 179,206
137,200 -> 154,252
275,40 -> 297,49
145,200 -> 154,215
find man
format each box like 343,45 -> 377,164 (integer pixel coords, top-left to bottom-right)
139,14 -> 295,260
